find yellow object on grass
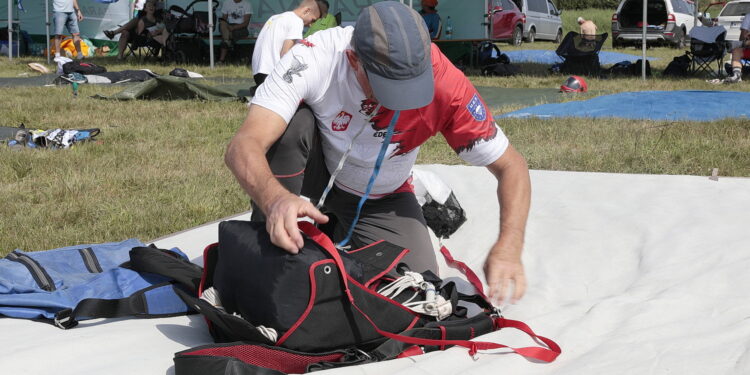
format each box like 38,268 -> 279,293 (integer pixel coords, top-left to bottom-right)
48,36 -> 92,57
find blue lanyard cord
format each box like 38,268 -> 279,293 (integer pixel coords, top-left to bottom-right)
337,110 -> 401,249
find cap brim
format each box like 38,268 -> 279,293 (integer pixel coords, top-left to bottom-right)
366,64 -> 434,111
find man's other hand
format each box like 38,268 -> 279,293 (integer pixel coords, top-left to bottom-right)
484,243 -> 526,306
265,193 -> 329,254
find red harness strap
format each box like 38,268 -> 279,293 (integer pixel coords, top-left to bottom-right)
298,222 -> 562,363
440,245 -> 488,301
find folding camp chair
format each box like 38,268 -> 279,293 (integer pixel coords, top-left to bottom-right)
555,31 -> 608,76
123,33 -> 162,60
687,26 -> 726,78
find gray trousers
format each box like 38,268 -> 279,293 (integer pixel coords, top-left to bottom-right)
251,106 -> 438,273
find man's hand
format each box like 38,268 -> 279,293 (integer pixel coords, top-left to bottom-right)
77,10 -> 84,22
484,242 -> 526,306
264,192 -> 329,254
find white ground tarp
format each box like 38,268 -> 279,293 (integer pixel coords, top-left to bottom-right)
1,165 -> 749,374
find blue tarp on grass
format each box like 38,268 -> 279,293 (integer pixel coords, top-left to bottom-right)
498,90 -> 750,122
504,50 -> 659,65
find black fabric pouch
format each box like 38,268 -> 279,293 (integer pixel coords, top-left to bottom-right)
197,220 -> 420,352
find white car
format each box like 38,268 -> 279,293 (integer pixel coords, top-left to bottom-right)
612,0 -> 697,48
713,0 -> 750,41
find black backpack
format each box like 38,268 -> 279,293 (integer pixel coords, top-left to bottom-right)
477,41 -> 503,67
62,61 -> 107,75
482,62 -> 521,77
629,59 -> 652,77
162,221 -> 560,374
663,54 -> 691,77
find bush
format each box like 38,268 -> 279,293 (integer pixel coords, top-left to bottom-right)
557,0 -> 619,10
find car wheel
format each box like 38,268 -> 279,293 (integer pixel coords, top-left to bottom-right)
527,28 -> 536,43
673,27 -> 687,49
612,39 -> 622,49
511,26 -> 523,46
554,29 -> 563,44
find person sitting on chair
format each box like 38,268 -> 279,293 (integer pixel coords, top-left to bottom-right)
105,0 -> 164,59
420,0 -> 441,40
725,14 -> 750,83
303,1 -> 337,38
578,17 -> 597,40
218,0 -> 253,64
250,0 -> 320,87
138,1 -> 169,49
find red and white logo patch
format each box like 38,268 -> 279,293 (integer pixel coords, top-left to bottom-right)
331,111 -> 352,131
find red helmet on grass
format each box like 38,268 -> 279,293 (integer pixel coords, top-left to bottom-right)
560,75 -> 588,93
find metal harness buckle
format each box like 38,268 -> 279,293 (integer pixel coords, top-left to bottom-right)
53,308 -> 79,329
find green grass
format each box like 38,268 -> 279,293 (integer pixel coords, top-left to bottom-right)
2,32 -> 749,255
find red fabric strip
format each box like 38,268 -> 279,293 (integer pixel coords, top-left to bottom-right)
298,222 -> 354,302
396,345 -> 425,359
274,169 -> 305,179
440,245 -> 488,301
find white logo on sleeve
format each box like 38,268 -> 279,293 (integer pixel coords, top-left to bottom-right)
466,93 -> 487,121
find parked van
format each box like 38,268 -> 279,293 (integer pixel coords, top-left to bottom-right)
612,0 -> 697,48
514,0 -> 564,43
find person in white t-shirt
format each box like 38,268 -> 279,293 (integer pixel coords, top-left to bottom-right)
250,0 -> 320,86
218,0 -> 253,64
226,2 -> 532,306
724,15 -> 750,83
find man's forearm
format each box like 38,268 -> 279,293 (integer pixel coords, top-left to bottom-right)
225,107 -> 294,215
490,146 -> 531,258
225,138 -> 290,215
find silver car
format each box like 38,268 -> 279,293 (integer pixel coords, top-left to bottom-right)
515,0 -> 564,43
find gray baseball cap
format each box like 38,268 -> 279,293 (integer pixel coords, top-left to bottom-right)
353,1 -> 434,110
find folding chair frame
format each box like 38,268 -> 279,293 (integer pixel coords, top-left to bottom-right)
687,37 -> 726,78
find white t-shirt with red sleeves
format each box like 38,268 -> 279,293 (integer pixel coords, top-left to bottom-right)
252,26 -> 509,197
251,11 -> 304,76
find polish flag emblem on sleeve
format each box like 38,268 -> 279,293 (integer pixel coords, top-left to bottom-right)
332,111 -> 353,131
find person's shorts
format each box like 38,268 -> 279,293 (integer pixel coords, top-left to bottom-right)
220,20 -> 249,40
231,28 -> 249,40
54,11 -> 79,35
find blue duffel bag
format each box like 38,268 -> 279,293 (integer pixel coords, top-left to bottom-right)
0,239 -> 201,329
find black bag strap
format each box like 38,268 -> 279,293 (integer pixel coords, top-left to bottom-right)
54,281 -> 178,329
128,246 -> 203,292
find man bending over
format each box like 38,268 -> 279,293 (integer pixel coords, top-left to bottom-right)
226,1 -> 531,305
